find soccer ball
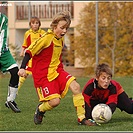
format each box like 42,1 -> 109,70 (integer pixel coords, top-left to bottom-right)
91,103 -> 112,124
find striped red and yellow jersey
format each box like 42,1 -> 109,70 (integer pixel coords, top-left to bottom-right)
22,28 -> 45,49
26,29 -> 64,87
22,28 -> 45,70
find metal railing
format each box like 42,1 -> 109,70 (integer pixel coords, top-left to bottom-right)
16,2 -> 74,20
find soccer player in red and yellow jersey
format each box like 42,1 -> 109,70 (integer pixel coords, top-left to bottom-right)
82,63 -> 133,120
18,11 -> 98,126
18,16 -> 45,92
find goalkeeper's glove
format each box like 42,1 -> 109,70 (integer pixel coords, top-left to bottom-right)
88,119 -> 101,126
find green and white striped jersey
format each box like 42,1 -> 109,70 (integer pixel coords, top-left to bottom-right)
0,13 -> 9,56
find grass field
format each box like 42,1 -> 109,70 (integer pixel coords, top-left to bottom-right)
0,74 -> 133,132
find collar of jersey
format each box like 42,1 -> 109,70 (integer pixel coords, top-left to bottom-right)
29,28 -> 41,33
47,29 -> 60,40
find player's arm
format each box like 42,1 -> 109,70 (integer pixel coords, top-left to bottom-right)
106,87 -> 117,114
84,102 -> 92,119
82,85 -> 92,119
20,47 -> 25,57
27,32 -> 53,56
107,102 -> 117,114
18,53 -> 31,78
0,14 -> 8,56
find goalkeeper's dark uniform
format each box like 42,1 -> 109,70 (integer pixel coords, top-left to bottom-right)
82,78 -> 133,119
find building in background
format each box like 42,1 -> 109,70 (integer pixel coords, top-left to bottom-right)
0,1 -> 8,15
1,1 -> 90,76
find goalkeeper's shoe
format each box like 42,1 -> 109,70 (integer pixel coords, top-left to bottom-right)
34,104 -> 45,125
78,118 -> 100,126
5,101 -> 21,113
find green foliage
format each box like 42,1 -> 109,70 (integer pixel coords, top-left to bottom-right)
0,75 -> 133,131
74,2 -> 133,76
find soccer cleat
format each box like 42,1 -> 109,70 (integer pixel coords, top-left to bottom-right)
5,101 -> 10,108
34,104 -> 45,125
78,118 -> 99,126
5,101 -> 21,113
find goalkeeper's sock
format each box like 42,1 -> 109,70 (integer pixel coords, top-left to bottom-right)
39,101 -> 53,112
73,93 -> 86,122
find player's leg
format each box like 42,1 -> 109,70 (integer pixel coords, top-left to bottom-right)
117,91 -> 133,114
1,51 -> 21,112
57,71 -> 86,124
5,66 -> 21,113
18,70 -> 31,92
18,76 -> 26,91
84,100 -> 100,120
34,98 -> 60,124
34,83 -> 61,124
69,81 -> 85,121
69,80 -> 97,126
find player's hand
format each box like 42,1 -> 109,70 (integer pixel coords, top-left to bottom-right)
18,68 -> 27,78
88,119 -> 101,126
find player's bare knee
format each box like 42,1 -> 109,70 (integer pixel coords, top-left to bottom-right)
49,98 -> 60,107
74,83 -> 80,93
70,80 -> 81,95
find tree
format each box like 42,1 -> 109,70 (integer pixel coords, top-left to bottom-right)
74,2 -> 133,76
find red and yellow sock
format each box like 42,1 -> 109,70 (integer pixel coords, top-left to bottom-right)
39,101 -> 53,112
73,93 -> 85,122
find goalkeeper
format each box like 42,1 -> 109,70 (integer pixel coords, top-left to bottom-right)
0,13 -> 20,113
82,63 -> 133,119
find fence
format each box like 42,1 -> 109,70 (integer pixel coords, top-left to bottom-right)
16,2 -> 74,20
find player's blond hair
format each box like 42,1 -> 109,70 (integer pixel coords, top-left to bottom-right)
50,11 -> 71,30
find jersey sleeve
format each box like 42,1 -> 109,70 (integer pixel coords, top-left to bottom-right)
0,14 -> 9,55
106,81 -> 118,113
82,78 -> 94,107
22,31 -> 29,48
26,33 -> 54,57
82,79 -> 94,119
112,80 -> 124,95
